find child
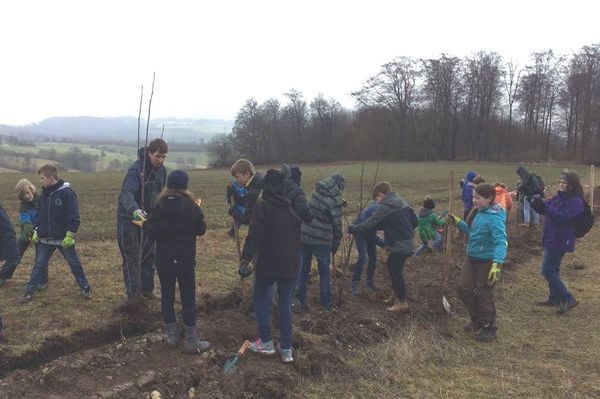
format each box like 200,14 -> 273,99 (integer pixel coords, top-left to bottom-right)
225,178 -> 247,237
516,166 -> 544,228
296,173 -> 345,312
350,182 -> 418,313
19,164 -> 92,303
240,169 -> 301,363
447,183 -> 507,342
414,197 -> 445,256
494,182 -> 513,221
461,171 -> 478,220
529,172 -> 583,314
229,159 -> 263,227
0,180 -> 46,288
146,170 -> 210,353
0,201 -> 20,288
350,199 -> 384,294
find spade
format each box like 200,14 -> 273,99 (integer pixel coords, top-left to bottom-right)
223,340 -> 251,374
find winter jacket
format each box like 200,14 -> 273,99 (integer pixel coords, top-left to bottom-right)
36,180 -> 80,241
418,208 -> 445,242
236,173 -> 264,225
494,186 -> 513,214
352,201 -> 380,239
301,177 -> 344,252
462,172 -> 477,215
18,194 -> 39,239
516,166 -> 543,197
539,191 -> 584,253
282,177 -> 313,223
146,193 -> 207,272
352,192 -> 417,255
226,180 -> 247,219
0,202 -> 19,262
117,148 -> 167,220
456,204 -> 507,264
242,190 -> 301,279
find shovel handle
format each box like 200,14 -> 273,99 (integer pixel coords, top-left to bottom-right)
236,340 -> 251,357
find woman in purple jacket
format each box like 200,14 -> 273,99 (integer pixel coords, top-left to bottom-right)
529,172 -> 584,315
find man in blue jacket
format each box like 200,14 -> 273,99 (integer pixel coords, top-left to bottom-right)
117,139 -> 168,300
19,164 -> 92,303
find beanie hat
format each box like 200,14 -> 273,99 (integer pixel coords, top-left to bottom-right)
167,170 -> 189,190
423,196 -> 435,210
331,173 -> 346,191
263,169 -> 285,193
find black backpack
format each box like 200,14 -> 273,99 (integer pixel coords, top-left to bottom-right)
573,198 -> 595,238
531,173 -> 546,194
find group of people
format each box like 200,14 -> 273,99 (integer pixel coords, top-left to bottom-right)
0,139 -> 590,360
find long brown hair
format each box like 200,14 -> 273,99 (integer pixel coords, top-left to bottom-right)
158,187 -> 197,204
562,172 -> 583,197
466,183 -> 496,225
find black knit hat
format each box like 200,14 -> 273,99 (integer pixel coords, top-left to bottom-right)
423,197 -> 435,209
263,169 -> 285,193
167,170 -> 189,190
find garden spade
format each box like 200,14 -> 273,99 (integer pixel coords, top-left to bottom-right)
223,340 -> 251,374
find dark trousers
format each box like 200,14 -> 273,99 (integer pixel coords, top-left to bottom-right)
157,267 -> 196,327
117,217 -> 156,298
387,252 -> 407,300
457,258 -> 496,327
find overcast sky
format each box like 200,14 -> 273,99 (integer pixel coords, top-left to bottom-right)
0,0 -> 597,125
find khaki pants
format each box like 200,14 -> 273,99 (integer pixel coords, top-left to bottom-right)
457,258 -> 496,327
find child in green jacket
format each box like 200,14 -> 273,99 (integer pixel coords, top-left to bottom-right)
414,197 -> 445,256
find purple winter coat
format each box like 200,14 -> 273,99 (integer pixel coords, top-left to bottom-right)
542,192 -> 584,253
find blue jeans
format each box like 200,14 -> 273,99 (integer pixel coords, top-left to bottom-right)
523,195 -> 540,225
297,244 -> 331,308
541,248 -> 574,305
414,232 -> 443,256
352,236 -> 378,283
253,275 -> 294,350
26,243 -> 89,294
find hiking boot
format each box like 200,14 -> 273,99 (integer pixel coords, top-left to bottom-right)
183,325 -> 210,354
81,286 -> 93,299
164,322 -> 181,348
351,281 -> 359,296
475,326 -> 497,342
386,299 -> 410,313
142,290 -> 161,300
249,338 -> 276,355
281,348 -> 293,363
36,283 -> 48,291
366,280 -> 378,291
557,299 -> 580,315
18,291 -> 33,304
0,278 -> 6,287
535,299 -> 559,307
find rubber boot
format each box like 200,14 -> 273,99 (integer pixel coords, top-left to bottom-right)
386,298 -> 410,313
183,325 -> 211,354
164,322 -> 180,348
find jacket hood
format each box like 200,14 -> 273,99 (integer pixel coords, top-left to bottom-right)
480,203 -> 504,215
315,177 -> 341,198
262,190 -> 291,208
419,208 -> 434,217
465,172 -> 477,182
43,180 -> 69,195
516,166 -> 529,178
382,192 -> 409,209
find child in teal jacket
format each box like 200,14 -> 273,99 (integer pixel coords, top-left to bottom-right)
448,183 -> 507,342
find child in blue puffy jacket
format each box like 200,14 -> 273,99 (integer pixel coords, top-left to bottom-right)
448,183 -> 507,343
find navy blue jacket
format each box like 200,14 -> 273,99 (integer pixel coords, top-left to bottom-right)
36,180 -> 80,240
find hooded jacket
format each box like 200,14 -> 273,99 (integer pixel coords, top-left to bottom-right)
539,191 -> 584,253
462,172 -> 477,214
516,166 -> 543,197
18,193 -> 39,238
301,177 -> 344,251
36,180 -> 80,241
494,186 -> 513,214
242,189 -> 301,278
457,204 -> 507,264
417,208 -> 445,242
352,192 -> 417,255
117,148 -> 167,219
237,172 -> 264,225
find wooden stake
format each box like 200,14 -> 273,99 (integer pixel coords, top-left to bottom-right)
591,164 -> 595,209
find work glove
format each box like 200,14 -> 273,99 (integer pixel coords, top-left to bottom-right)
488,262 -> 501,285
31,230 -> 39,244
62,231 -> 76,249
238,261 -> 253,279
446,213 -> 461,226
132,209 -> 148,226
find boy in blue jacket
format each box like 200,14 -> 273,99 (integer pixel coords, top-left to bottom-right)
19,164 -> 92,303
350,200 -> 384,294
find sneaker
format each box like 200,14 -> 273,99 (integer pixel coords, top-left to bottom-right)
36,283 -> 48,291
81,286 -> 93,299
249,338 -> 276,355
475,326 -> 497,342
386,299 -> 410,313
0,278 -> 6,287
18,291 -> 33,304
281,348 -> 293,363
556,299 -> 579,315
142,290 -> 161,300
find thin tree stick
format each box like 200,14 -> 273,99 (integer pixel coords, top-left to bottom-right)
137,85 -> 143,153
161,124 -> 165,140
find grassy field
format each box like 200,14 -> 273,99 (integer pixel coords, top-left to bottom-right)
0,161 -> 597,397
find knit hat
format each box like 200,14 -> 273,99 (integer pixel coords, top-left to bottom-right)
423,197 -> 435,210
263,169 -> 285,193
331,173 -> 346,191
167,170 -> 189,190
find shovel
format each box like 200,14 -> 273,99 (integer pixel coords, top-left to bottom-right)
223,340 -> 251,374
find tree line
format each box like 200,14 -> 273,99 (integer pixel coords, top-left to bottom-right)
208,43 -> 600,166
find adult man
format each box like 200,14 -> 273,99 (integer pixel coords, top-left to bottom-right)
117,139 -> 168,300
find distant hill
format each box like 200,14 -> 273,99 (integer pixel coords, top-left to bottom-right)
0,116 -> 233,143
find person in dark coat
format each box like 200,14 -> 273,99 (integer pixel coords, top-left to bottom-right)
146,170 -> 210,354
0,201 -> 20,288
117,139 -> 168,300
517,166 -> 544,228
529,172 -> 584,315
240,169 -> 301,363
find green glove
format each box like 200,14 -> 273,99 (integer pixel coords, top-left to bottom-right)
446,213 -> 461,226
488,262 -> 501,285
132,209 -> 148,226
31,230 -> 39,244
62,231 -> 76,249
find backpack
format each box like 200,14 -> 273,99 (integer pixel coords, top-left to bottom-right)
573,198 -> 595,238
531,173 -> 546,194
